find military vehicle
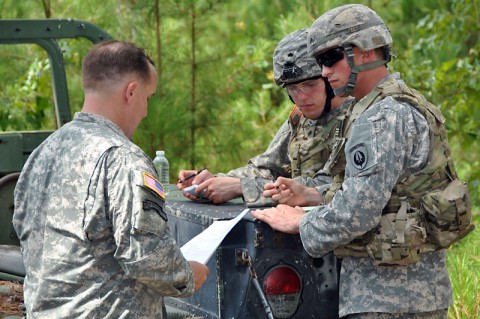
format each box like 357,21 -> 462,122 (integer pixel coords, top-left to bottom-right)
0,18 -> 112,247
0,19 -> 340,319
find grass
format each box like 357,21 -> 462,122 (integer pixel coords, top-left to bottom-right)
447,214 -> 480,319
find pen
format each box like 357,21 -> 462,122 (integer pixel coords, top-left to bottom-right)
178,167 -> 208,183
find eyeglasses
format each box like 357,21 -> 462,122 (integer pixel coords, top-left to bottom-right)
285,78 -> 322,97
315,47 -> 345,67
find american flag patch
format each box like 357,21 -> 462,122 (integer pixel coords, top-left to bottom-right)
289,105 -> 303,126
143,172 -> 165,199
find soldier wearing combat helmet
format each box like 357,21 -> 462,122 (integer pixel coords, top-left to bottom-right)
177,28 -> 354,207
307,4 -> 393,98
253,4 -> 473,319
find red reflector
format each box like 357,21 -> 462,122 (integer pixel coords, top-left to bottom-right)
263,266 -> 301,295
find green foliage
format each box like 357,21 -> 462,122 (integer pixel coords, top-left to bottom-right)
447,215 -> 480,319
1,0 -> 480,317
0,0 -> 42,19
130,0 -> 306,177
0,45 -> 56,131
392,0 -> 480,213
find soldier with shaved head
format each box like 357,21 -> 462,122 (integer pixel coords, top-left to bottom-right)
13,40 -> 208,319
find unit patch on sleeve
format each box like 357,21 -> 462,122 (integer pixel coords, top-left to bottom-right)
350,143 -> 368,170
143,172 -> 165,199
345,122 -> 377,175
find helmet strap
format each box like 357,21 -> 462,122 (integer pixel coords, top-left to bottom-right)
288,94 -> 295,104
334,44 -> 388,97
323,77 -> 334,114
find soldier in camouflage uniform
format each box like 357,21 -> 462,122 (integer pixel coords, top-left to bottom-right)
252,4 -> 472,319
13,40 -> 208,319
177,28 -> 354,207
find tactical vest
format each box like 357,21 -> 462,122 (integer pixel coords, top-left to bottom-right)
322,76 -> 474,266
288,103 -> 351,178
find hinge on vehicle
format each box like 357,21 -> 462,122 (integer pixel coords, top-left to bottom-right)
235,248 -> 250,266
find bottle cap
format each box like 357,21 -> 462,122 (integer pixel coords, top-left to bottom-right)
156,150 -> 165,156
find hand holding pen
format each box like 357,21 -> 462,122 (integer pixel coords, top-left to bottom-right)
177,167 -> 209,184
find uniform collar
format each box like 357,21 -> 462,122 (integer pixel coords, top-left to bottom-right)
73,112 -> 129,139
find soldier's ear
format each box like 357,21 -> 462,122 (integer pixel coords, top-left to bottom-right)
125,81 -> 138,102
360,49 -> 376,63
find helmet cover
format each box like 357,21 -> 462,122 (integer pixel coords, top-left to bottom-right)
307,4 -> 392,57
273,28 -> 322,86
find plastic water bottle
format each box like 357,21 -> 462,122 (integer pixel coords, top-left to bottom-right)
153,150 -> 169,194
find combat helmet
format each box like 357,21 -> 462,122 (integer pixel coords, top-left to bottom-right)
307,4 -> 393,96
274,28 -> 334,113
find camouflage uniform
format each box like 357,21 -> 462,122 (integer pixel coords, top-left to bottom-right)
13,112 -> 194,319
219,99 -> 352,207
299,74 -> 452,318
301,5 -> 456,317
217,28 -> 353,207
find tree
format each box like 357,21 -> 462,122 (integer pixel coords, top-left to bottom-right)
1,0 -> 478,206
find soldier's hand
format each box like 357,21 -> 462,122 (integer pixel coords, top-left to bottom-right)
188,261 -> 209,292
177,170 -> 197,190
263,180 -> 282,197
177,169 -> 215,201
196,177 -> 242,204
191,169 -> 214,185
263,177 -> 300,198
264,177 -> 322,207
251,204 -> 304,234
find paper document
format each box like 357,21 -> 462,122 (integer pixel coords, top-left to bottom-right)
181,208 -> 250,264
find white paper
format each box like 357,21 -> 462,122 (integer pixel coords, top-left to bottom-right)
181,208 -> 250,264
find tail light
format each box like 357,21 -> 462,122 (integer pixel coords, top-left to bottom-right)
263,265 -> 302,318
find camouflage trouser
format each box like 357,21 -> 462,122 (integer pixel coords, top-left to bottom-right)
342,309 -> 448,319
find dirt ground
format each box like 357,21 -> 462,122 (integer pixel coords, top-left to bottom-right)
0,281 -> 24,318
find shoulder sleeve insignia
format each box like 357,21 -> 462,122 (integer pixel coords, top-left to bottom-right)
142,199 -> 168,221
289,104 -> 303,126
345,122 -> 377,175
143,172 -> 165,199
351,144 -> 368,170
